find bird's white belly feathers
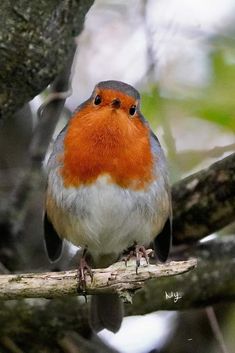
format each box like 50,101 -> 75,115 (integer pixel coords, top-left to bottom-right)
48,172 -> 169,263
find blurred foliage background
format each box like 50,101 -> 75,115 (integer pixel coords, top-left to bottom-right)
141,52 -> 235,181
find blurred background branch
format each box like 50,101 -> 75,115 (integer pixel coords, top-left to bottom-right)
0,298 -> 118,353
9,44 -> 76,236
0,44 -> 76,273
172,152 -> 235,244
0,0 -> 94,120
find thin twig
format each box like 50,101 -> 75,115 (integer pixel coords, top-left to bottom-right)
206,306 -> 230,353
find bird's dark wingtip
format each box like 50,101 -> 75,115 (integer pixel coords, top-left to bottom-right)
43,212 -> 63,262
154,218 -> 172,263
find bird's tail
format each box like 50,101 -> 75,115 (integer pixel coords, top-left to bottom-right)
90,293 -> 123,333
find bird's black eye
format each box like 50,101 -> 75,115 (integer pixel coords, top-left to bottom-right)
94,95 -> 102,105
129,105 -> 136,116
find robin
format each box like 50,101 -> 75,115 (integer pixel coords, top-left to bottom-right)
44,80 -> 172,333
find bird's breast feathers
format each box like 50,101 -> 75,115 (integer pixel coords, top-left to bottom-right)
60,107 -> 154,190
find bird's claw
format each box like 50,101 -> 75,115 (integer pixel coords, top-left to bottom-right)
123,243 -> 150,274
77,251 -> 93,301
135,245 -> 149,274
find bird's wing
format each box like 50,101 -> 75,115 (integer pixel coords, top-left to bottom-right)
150,130 -> 172,262
153,216 -> 172,262
43,211 -> 63,262
43,127 -> 67,262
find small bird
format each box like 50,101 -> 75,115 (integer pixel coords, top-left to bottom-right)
44,80 -> 172,333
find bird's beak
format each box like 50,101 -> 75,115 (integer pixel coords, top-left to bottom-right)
111,98 -> 121,109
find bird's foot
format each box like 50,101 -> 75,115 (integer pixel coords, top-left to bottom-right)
123,243 -> 152,274
77,248 -> 93,301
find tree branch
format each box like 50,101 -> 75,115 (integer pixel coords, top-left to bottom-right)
0,298 -> 116,353
0,236 -> 233,310
0,259 -> 196,301
2,44 -> 76,237
172,152 -> 235,244
0,237 -> 233,351
128,236 -> 235,314
0,0 -> 94,119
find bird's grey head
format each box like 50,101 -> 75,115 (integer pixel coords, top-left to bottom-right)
95,80 -> 140,101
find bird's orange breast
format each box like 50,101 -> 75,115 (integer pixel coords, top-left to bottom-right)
61,105 -> 154,190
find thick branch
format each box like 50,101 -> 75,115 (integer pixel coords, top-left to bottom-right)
0,0 -> 94,119
172,152 -> 235,243
0,298 -> 116,353
0,259 -> 196,301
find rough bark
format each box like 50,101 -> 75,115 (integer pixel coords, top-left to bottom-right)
0,258 -> 196,301
172,152 -> 235,244
0,0 -> 94,120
